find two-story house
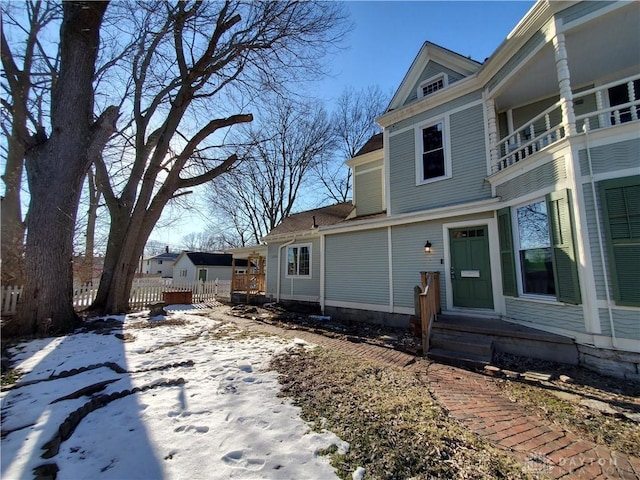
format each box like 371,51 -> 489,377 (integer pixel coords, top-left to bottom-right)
263,0 -> 639,378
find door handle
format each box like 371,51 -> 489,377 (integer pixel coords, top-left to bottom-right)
450,267 -> 455,280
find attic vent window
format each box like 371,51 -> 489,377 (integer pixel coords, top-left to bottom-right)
418,74 -> 448,99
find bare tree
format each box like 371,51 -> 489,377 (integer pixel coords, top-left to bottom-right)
181,231 -> 227,252
1,1 -> 61,286
315,85 -> 389,203
8,1 -> 117,335
209,97 -> 335,245
76,166 -> 102,284
90,1 -> 349,314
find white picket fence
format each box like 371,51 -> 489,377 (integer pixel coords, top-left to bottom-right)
1,278 -> 232,316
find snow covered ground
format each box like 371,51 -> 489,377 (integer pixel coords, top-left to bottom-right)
1,307 -> 349,479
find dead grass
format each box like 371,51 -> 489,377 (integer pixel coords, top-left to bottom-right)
271,347 -> 534,480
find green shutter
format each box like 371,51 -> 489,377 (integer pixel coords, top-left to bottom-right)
599,175 -> 640,306
546,189 -> 581,304
497,207 -> 518,297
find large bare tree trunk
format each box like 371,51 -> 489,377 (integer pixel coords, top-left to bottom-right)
11,2 -> 113,336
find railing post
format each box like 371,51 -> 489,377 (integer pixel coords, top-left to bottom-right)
629,81 -> 638,121
419,272 -> 440,355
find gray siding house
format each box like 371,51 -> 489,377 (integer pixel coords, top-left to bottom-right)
263,1 -> 639,377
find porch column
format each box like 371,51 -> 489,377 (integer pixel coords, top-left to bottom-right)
485,96 -> 499,171
552,32 -> 577,136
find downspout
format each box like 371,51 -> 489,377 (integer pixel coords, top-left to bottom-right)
584,119 -> 617,348
276,239 -> 295,303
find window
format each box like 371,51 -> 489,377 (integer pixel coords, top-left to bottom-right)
418,74 -> 448,99
416,118 -> 450,183
286,244 -> 311,277
179,269 -> 187,278
600,176 -> 640,306
516,201 -> 555,296
608,79 -> 640,125
158,260 -> 163,265
497,190 -> 581,304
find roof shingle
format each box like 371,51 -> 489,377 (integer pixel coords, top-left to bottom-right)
266,202 -> 354,237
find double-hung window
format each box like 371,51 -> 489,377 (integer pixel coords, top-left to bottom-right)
286,244 -> 311,278
497,189 -> 581,304
515,201 -> 555,296
416,118 -> 450,184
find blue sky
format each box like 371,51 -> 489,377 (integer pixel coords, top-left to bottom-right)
156,1 -> 537,249
317,1 -> 535,104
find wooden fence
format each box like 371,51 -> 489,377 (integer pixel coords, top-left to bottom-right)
1,279 -> 232,316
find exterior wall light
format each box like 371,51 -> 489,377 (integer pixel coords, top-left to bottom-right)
424,241 -> 432,253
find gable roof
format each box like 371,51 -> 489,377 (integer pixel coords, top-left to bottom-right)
265,202 -> 354,239
354,133 -> 383,157
387,41 -> 482,111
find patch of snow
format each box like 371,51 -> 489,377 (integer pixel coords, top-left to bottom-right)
1,311 -> 345,479
352,466 -> 366,480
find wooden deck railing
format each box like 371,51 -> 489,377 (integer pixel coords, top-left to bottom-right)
419,271 -> 441,355
231,255 -> 266,303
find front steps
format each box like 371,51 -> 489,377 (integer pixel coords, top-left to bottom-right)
428,333 -> 494,369
427,313 -> 578,369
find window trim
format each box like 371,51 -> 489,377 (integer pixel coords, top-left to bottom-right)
285,243 -> 312,279
414,116 -> 452,186
417,73 -> 448,99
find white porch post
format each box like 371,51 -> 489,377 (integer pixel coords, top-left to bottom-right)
552,31 -> 577,136
485,96 -> 498,172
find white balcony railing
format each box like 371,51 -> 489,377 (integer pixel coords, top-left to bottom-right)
492,73 -> 640,174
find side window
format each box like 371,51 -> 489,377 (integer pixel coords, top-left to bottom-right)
286,244 -> 311,278
515,201 -> 555,296
498,189 -> 581,304
600,176 -> 640,306
416,118 -> 450,184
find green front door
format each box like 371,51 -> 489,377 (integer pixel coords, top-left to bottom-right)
450,226 -> 493,309
198,269 -> 207,282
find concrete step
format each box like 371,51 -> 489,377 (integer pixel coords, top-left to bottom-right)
430,334 -> 493,357
427,348 -> 492,370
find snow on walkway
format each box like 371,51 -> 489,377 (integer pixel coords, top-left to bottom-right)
1,310 -> 348,479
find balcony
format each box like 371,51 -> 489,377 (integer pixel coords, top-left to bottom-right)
491,73 -> 640,174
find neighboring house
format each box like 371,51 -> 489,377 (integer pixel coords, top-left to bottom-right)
263,1 -> 640,376
173,252 -> 247,282
143,251 -> 179,278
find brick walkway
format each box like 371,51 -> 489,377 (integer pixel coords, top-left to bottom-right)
428,364 -> 640,479
224,313 -> 639,480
